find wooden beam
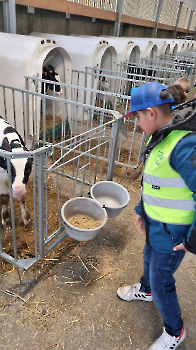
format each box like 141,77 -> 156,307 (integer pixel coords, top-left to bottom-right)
1,0 -> 194,35
176,27 -> 189,34
0,0 -> 117,21
121,14 -> 155,28
158,23 -> 176,31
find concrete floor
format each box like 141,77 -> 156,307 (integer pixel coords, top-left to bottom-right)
0,178 -> 196,350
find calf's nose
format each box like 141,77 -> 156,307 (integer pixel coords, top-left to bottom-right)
12,186 -> 26,198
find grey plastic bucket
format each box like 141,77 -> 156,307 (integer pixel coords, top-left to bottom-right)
61,197 -> 108,241
90,181 -> 130,218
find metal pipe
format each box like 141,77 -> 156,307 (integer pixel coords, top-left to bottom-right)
113,0 -> 123,37
152,0 -> 163,38
174,2 -> 183,39
8,0 -> 16,34
187,10 -> 193,35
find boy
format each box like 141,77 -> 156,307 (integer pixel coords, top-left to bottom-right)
174,77 -> 191,94
118,82 -> 196,349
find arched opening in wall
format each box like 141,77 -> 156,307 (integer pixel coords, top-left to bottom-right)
39,47 -> 72,139
128,46 -> 140,63
181,43 -> 185,52
100,47 -> 113,71
172,44 -> 178,54
42,48 -> 65,95
96,46 -> 117,96
164,44 -> 170,55
149,45 -> 157,59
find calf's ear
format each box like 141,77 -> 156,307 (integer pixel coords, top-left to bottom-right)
1,137 -> 11,152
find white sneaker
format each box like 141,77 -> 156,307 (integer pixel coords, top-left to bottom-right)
148,327 -> 186,350
117,283 -> 153,302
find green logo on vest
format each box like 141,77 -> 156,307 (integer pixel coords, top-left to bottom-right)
155,151 -> 164,165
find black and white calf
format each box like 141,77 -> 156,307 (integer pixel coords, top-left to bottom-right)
0,117 -> 37,229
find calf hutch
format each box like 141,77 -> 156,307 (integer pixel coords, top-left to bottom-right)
31,33 -> 117,93
99,36 -> 140,64
0,32 -> 72,144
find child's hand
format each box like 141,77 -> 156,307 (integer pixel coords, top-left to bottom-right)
135,215 -> 146,235
173,243 -> 187,252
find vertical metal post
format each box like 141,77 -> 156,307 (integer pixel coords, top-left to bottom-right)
107,118 -> 121,181
113,0 -> 123,37
38,152 -> 45,257
152,0 -> 163,38
3,0 -> 16,34
173,2 -> 183,38
187,11 -> 193,35
8,0 -> 16,34
25,79 -> 30,140
3,2 -> 10,33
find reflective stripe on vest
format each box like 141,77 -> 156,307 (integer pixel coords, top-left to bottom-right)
142,130 -> 195,225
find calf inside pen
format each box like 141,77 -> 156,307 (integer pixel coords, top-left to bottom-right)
0,117 -> 38,229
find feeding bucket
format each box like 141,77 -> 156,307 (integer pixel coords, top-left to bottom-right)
91,181 -> 130,218
61,197 -> 108,241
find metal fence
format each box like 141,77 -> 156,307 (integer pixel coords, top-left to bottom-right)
71,65 -> 180,111
0,92 -> 130,282
24,75 -> 146,174
140,56 -> 196,86
0,58 -> 189,279
117,61 -> 184,90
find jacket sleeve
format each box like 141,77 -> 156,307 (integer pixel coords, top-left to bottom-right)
170,134 -> 196,254
134,199 -> 143,216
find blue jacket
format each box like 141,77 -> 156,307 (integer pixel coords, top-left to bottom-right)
135,99 -> 196,254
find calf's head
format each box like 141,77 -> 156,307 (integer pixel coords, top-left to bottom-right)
1,138 -> 38,198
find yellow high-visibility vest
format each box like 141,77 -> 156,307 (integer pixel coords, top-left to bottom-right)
143,130 -> 195,224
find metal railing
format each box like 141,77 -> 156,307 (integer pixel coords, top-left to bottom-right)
118,61 -> 184,81
24,75 -> 146,174
0,92 -> 126,282
142,55 -> 196,86
1,56 -> 189,280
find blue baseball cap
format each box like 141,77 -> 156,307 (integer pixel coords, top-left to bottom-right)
124,82 -> 174,118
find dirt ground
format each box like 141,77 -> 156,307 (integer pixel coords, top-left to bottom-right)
0,166 -> 196,350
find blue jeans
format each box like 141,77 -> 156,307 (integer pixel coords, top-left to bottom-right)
140,243 -> 186,336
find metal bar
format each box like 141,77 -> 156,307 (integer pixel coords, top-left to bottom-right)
6,159 -> 17,261
8,0 -> 16,34
3,87 -> 7,121
113,0 -> 123,37
174,2 -> 183,39
22,92 -> 26,144
38,153 -> 45,257
106,118 -> 121,181
187,11 -> 194,35
152,0 -> 163,38
25,79 -> 30,140
33,155 -> 38,259
3,2 -> 10,33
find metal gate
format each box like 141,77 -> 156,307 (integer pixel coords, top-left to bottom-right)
24,75 -> 146,175
0,94 -> 125,281
0,60 -> 188,279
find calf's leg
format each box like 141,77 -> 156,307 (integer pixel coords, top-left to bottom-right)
0,194 -> 11,229
18,195 -> 31,227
